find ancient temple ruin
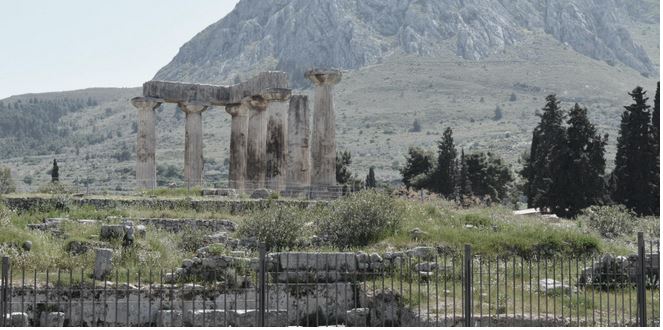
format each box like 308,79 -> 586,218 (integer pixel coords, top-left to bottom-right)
131,70 -> 342,195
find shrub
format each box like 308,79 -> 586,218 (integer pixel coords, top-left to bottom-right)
462,213 -> 492,227
0,166 -> 16,194
316,190 -> 404,248
580,205 -> 637,239
237,204 -> 308,249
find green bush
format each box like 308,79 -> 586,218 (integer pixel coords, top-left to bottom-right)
580,205 -> 637,239
237,204 -> 308,249
316,190 -> 404,248
462,213 -> 492,227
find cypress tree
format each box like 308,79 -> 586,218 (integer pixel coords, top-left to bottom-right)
455,149 -> 473,204
51,159 -> 59,182
335,151 -> 353,185
652,82 -> 660,214
559,104 -> 608,217
432,127 -> 457,198
522,95 -> 566,212
365,167 -> 377,188
613,87 -> 657,215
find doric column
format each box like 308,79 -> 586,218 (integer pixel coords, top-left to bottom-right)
286,95 -> 311,190
305,69 -> 342,187
264,89 -> 292,192
179,101 -> 210,188
225,103 -> 249,191
246,96 -> 269,189
131,97 -> 162,190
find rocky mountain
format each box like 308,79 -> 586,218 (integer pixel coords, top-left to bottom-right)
155,0 -> 658,86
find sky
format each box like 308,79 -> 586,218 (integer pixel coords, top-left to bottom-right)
0,0 -> 240,99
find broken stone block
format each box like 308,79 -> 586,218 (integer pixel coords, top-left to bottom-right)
40,312 -> 65,327
346,308 -> 369,327
99,225 -> 126,241
93,248 -> 113,280
250,188 -> 272,199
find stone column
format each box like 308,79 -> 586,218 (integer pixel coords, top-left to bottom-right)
246,96 -> 269,189
179,102 -> 210,188
264,89 -> 292,192
225,103 -> 249,191
131,97 -> 162,190
305,69 -> 342,187
286,95 -> 311,191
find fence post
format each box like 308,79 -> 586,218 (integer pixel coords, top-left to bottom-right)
464,244 -> 473,327
636,232 -> 646,327
258,243 -> 267,327
1,256 -> 9,327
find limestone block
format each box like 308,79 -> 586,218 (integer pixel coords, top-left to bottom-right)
93,248 -> 113,280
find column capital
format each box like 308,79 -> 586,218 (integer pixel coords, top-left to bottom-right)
305,69 -> 342,86
131,97 -> 162,110
261,88 -> 292,102
178,101 -> 210,114
244,95 -> 268,112
225,103 -> 248,117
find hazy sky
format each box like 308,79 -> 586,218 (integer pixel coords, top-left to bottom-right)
0,0 -> 240,99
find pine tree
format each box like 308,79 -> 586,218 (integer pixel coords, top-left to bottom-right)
432,127 -> 457,198
51,159 -> 59,183
521,95 -> 566,212
465,152 -> 513,204
366,167 -> 377,188
652,82 -> 660,214
493,105 -> 503,121
558,104 -> 608,217
410,119 -> 422,133
612,86 -> 657,215
400,147 -> 434,189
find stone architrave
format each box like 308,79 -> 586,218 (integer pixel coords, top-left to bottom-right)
225,103 -> 249,191
286,95 -> 311,190
179,102 -> 210,188
130,97 -> 162,190
305,69 -> 342,187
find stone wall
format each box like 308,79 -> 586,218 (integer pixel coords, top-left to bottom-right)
2,196 -> 323,214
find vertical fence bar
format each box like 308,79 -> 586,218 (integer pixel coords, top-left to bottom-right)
463,244 -> 472,327
258,243 -> 266,327
636,232 -> 646,327
1,256 -> 8,327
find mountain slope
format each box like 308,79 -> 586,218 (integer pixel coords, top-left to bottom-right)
155,0 -> 658,86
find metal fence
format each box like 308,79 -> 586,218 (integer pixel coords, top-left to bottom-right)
1,234 -> 659,327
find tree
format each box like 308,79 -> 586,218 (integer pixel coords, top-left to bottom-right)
521,95 -> 566,212
410,119 -> 422,133
51,159 -> 59,183
400,147 -> 434,189
557,104 -> 608,217
493,105 -> 503,121
336,151 -> 353,185
509,93 -> 517,102
365,167 -> 377,188
0,167 -> 16,194
464,152 -> 513,204
652,82 -> 660,213
431,127 -> 457,198
612,87 -> 658,215
455,149 -> 473,204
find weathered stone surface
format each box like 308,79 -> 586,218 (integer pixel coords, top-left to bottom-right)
250,188 -> 272,199
266,99 -> 289,192
226,103 -> 250,192
360,289 -> 416,327
286,95 -> 311,191
273,252 -> 358,272
307,69 -> 342,187
131,97 -> 162,190
155,310 -> 184,327
538,278 -> 576,294
135,225 -> 147,238
405,246 -> 436,260
93,248 -> 113,280
100,225 -> 126,241
246,96 -> 269,189
5,312 -> 29,327
180,102 -> 209,188
21,240 -> 32,251
39,312 -> 65,327
65,240 -> 91,255
345,308 -> 369,327
143,72 -> 289,106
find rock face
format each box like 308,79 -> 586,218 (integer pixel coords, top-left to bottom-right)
155,0 -> 657,87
